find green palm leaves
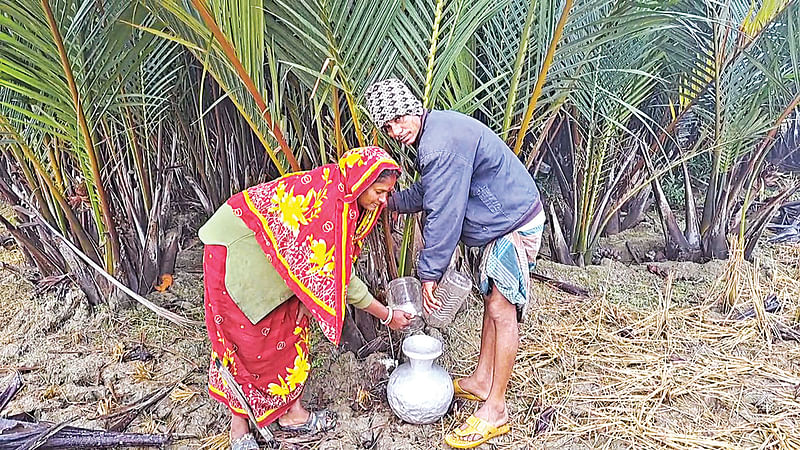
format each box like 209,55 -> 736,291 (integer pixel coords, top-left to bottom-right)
0,0 -> 198,317
153,0 -> 518,165
648,0 -> 800,260
1,0 -> 798,317
0,0 -> 171,271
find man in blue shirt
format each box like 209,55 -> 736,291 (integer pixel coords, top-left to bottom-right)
366,79 -> 545,448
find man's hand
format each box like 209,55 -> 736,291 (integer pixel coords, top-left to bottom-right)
422,281 -> 440,314
296,301 -> 312,325
388,310 -> 413,331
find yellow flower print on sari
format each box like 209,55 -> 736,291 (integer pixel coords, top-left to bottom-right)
288,326 -> 311,389
268,176 -> 332,235
339,151 -> 365,169
307,235 -> 334,278
268,182 -> 323,235
267,327 -> 311,399
286,343 -> 310,389
267,376 -> 291,398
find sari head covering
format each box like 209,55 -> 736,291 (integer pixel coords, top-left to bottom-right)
227,146 -> 400,345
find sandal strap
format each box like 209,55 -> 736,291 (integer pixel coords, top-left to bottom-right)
445,419 -> 511,448
230,432 -> 259,450
278,409 -> 337,434
453,415 -> 494,437
312,409 -> 337,432
307,410 -> 321,431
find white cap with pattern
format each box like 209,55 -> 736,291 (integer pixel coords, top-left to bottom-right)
364,78 -> 424,128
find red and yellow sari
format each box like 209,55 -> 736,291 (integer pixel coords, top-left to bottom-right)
204,146 -> 399,427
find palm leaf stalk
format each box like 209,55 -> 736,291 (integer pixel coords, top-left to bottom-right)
500,0 -> 537,141
512,0 -> 573,155
188,0 -> 299,172
121,99 -> 153,211
41,0 -> 120,270
42,136 -> 73,236
422,0 -> 446,106
331,86 -> 346,157
700,6 -> 726,251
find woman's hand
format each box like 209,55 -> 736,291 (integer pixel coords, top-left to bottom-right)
363,298 -> 414,331
296,301 -> 312,324
422,281 -> 440,314
388,310 -> 413,331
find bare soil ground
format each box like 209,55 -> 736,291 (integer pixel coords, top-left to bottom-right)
2,218 -> 800,449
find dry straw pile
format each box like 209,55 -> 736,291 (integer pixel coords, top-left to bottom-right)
442,244 -> 800,449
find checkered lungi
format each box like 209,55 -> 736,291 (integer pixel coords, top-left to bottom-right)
478,210 -> 545,321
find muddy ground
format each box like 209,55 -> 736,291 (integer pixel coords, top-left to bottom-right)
2,213 -> 800,449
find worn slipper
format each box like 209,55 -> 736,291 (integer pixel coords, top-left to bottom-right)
453,378 -> 485,402
276,409 -> 337,436
444,415 -> 510,449
230,432 -> 259,450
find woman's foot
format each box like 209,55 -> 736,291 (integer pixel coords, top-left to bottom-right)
277,409 -> 337,435
276,400 -> 337,435
277,400 -> 311,427
230,432 -> 259,450
230,415 -> 250,440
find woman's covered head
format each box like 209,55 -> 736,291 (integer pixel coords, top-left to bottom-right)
357,169 -> 399,211
338,147 -> 401,209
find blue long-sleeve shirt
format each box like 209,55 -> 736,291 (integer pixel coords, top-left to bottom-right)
388,110 -> 542,282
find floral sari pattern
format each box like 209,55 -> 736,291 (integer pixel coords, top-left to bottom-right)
227,146 -> 400,344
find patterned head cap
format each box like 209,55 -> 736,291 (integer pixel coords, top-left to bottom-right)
364,78 -> 424,128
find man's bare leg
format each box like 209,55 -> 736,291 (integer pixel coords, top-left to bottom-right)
457,303 -> 496,399
458,285 -> 518,442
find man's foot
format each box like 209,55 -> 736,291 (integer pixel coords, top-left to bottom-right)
453,376 -> 490,402
444,413 -> 510,448
446,404 -> 509,447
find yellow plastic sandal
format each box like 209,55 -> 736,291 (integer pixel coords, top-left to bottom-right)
444,415 -> 510,449
453,378 -> 485,402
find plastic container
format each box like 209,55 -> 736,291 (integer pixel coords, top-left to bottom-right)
425,267 -> 471,328
387,277 -> 424,332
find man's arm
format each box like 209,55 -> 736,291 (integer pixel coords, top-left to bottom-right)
416,151 -> 471,283
387,180 -> 423,213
